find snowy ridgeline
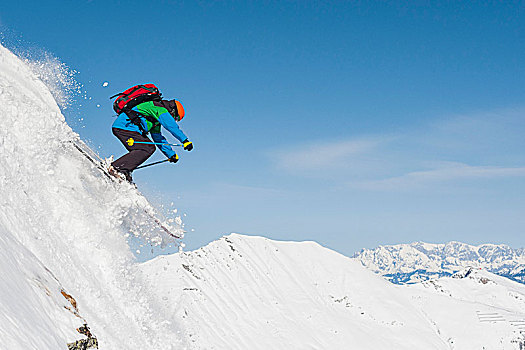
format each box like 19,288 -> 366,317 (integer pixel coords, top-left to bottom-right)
1,42 -> 525,350
354,241 -> 525,285
142,234 -> 525,349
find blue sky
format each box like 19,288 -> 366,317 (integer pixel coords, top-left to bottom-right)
1,1 -> 524,256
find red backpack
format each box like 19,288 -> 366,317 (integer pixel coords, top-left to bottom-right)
110,84 -> 162,114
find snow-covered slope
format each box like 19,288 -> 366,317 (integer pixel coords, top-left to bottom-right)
406,268 -> 525,349
140,234 -> 446,349
354,241 -> 525,284
0,223 -> 81,349
141,234 -> 525,349
0,43 -> 185,349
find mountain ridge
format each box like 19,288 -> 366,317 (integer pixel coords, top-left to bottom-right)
139,233 -> 525,349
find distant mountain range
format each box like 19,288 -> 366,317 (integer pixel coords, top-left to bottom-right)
353,241 -> 525,284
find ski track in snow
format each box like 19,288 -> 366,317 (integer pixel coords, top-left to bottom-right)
1,42 -> 525,350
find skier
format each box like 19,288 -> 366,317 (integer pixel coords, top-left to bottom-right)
109,98 -> 193,183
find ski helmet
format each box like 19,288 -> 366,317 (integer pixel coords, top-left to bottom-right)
174,100 -> 185,121
162,99 -> 185,121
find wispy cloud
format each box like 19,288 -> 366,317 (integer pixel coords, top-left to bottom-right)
272,136 -> 393,172
350,162 -> 525,191
414,107 -> 525,158
270,107 -> 525,191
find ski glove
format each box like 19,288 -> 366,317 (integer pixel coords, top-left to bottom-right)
183,139 -> 193,151
169,154 -> 179,163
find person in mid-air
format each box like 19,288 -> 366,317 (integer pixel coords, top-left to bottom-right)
109,98 -> 193,183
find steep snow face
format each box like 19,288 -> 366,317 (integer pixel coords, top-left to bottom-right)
0,223 -> 80,349
141,234 -> 449,349
354,241 -> 525,284
0,44 -> 184,349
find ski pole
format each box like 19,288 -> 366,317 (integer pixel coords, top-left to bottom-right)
126,138 -> 182,147
135,159 -> 170,170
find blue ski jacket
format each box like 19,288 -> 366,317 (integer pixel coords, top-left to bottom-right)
112,101 -> 188,158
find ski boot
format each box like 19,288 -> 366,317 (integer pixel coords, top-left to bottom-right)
108,165 -> 133,183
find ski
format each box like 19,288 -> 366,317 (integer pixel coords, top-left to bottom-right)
148,214 -> 182,239
69,140 -> 113,181
67,139 -> 182,239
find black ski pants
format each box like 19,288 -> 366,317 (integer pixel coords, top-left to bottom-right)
112,128 -> 155,172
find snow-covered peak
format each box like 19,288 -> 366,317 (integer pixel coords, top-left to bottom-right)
137,233 -> 525,349
141,233 -> 449,349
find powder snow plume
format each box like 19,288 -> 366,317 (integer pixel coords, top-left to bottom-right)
0,43 -> 186,348
21,50 -> 83,111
